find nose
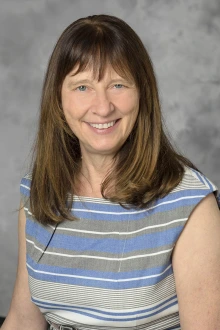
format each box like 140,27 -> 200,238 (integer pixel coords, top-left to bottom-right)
92,90 -> 115,117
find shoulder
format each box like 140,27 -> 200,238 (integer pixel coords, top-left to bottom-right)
20,173 -> 32,204
172,166 -> 220,208
157,166 -> 220,227
172,169 -> 220,328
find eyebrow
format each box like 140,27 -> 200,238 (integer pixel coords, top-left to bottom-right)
67,77 -> 133,86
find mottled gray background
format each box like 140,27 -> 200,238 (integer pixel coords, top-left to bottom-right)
0,0 -> 219,317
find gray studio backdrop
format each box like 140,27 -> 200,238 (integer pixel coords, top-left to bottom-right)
0,0 -> 219,317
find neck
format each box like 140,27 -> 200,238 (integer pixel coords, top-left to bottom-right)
76,152 -> 115,198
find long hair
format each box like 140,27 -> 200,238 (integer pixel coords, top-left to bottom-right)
29,14 -> 197,224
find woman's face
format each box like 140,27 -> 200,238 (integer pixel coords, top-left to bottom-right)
61,64 -> 139,158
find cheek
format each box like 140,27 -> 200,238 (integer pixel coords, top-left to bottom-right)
119,93 -> 139,114
62,94 -> 90,119
62,96 -> 78,121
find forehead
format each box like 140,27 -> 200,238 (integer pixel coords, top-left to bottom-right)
66,62 -> 133,83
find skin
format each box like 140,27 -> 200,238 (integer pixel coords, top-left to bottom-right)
172,192 -> 220,329
61,64 -> 139,196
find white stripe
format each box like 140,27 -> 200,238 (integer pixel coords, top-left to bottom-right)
24,195 -> 206,218
70,195 -> 206,215
24,207 -> 32,216
26,238 -> 172,260
26,263 -> 172,282
50,218 -> 188,235
21,183 -> 30,190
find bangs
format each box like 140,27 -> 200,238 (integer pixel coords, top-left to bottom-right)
73,50 -> 133,83
62,26 -> 135,84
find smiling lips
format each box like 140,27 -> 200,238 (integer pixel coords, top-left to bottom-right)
88,120 -> 118,130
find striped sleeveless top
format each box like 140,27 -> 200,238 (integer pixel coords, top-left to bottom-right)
20,166 -> 220,330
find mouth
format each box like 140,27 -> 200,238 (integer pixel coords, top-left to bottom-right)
87,119 -> 120,130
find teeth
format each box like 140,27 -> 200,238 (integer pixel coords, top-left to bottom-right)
89,121 -> 116,129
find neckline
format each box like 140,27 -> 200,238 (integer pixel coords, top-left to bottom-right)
67,193 -> 114,204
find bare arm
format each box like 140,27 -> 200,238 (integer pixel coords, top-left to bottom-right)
172,192 -> 220,329
1,203 -> 48,330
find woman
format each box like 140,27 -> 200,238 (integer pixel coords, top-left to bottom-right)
2,14 -> 220,330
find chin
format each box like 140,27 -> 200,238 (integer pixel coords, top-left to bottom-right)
89,145 -> 119,156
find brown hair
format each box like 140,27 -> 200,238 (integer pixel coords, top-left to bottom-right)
29,14 -> 197,224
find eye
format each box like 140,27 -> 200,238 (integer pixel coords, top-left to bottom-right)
75,85 -> 87,92
114,84 -> 124,89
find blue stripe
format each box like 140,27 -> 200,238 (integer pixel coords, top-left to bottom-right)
33,298 -> 178,321
26,219 -> 53,244
71,187 -> 199,212
191,169 -> 207,186
23,192 -> 208,222
70,194 -> 210,221
27,263 -> 174,289
194,170 -> 212,190
32,295 -> 177,317
200,174 -> 213,191
26,218 -> 183,252
20,181 -> 30,197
